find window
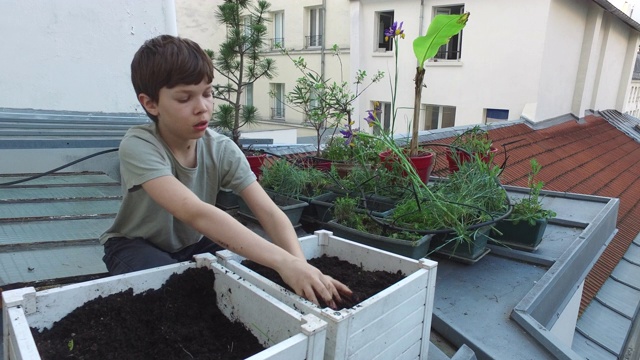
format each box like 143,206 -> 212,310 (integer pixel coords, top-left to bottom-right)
241,15 -> 252,51
424,104 -> 456,130
376,11 -> 394,51
271,83 -> 285,119
307,7 -> 323,48
485,108 -> 509,123
245,83 -> 253,107
272,11 -> 284,49
433,5 -> 464,60
372,101 -> 392,134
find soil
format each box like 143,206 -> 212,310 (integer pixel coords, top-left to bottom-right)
242,254 -> 405,309
31,267 -> 264,360
29,256 -> 404,359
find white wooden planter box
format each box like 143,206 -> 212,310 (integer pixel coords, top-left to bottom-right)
2,254 -> 327,360
216,230 -> 438,360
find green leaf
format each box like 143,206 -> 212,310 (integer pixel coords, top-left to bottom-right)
413,13 -> 469,68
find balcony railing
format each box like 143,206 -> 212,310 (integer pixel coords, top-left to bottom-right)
271,107 -> 285,120
305,35 -> 323,48
269,38 -> 285,50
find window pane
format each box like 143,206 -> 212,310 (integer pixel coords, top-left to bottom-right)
246,83 -> 253,107
442,106 -> 456,128
378,11 -> 394,51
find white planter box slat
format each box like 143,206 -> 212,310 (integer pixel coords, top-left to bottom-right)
216,230 -> 438,360
2,254 -> 327,360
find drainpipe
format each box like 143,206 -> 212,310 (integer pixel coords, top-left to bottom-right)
419,0 -> 425,37
321,0 -> 327,81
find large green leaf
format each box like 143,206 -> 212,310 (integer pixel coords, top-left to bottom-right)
413,13 -> 469,68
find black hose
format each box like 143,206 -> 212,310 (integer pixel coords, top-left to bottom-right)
0,148 -> 119,187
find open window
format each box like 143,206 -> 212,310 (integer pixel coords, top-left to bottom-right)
271,83 -> 285,120
433,5 -> 465,60
272,11 -> 284,49
376,11 -> 394,51
306,7 -> 323,48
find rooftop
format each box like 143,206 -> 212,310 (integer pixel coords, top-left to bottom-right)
0,109 -> 639,359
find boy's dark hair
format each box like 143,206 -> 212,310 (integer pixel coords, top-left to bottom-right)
131,35 -> 214,123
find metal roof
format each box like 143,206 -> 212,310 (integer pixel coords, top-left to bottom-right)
0,108 -> 638,359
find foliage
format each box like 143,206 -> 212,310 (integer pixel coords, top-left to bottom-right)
391,158 -> 507,239
207,0 -> 276,148
332,196 -> 423,241
410,13 -> 469,156
321,131 -> 385,163
259,158 -> 329,197
277,44 -> 384,157
509,159 -> 556,225
450,125 -> 493,155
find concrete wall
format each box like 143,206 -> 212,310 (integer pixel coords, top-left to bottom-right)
0,0 -> 176,114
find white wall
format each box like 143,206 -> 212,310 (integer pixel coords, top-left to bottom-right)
350,0 -> 640,133
536,0 -> 587,121
0,0 -> 176,113
351,0 -> 552,134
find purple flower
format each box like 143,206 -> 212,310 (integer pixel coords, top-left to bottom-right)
384,21 -> 405,41
340,128 -> 355,147
364,110 -> 377,127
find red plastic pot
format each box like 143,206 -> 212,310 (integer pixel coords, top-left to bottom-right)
446,147 -> 498,173
379,150 -> 436,184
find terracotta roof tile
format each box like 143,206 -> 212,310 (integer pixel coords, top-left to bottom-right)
427,115 -> 639,315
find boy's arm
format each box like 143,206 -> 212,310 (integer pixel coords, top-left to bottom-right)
238,182 -> 305,259
142,175 -> 350,307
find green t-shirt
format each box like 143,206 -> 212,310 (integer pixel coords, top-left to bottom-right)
100,123 -> 256,252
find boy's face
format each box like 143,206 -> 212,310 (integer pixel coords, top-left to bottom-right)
139,80 -> 214,142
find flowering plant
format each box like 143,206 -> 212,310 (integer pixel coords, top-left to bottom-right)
339,14 -> 513,247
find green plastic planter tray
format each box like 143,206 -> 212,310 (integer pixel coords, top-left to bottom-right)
491,218 -> 548,251
430,226 -> 491,264
325,220 -> 432,260
238,190 -> 308,226
310,193 -> 396,223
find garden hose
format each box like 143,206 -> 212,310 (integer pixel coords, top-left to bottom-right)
0,148 -> 119,187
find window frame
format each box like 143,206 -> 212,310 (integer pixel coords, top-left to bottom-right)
423,104 -> 456,130
375,10 -> 395,52
272,11 -> 284,49
307,7 -> 324,48
271,83 -> 285,120
432,5 -> 465,61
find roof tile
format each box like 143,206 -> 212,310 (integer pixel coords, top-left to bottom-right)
428,115 -> 640,314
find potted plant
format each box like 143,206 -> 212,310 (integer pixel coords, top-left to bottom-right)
324,196 -> 432,260
358,15 -> 469,184
390,158 -> 509,263
276,44 -> 384,170
259,158 -> 332,220
492,158 -> 556,251
446,125 -> 498,172
207,0 -> 276,178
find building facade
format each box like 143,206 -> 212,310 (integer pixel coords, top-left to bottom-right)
349,0 -> 640,136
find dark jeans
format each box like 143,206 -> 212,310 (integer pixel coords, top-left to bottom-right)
102,236 -> 223,275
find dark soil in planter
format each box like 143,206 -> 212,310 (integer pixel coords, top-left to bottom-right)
31,267 -> 265,360
242,254 -> 405,309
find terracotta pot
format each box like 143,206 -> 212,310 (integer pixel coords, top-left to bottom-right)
446,146 -> 498,173
379,149 -> 436,184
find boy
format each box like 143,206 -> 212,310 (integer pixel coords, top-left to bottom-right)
100,34 -> 350,308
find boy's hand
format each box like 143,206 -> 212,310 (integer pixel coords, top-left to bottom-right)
278,257 -> 352,309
